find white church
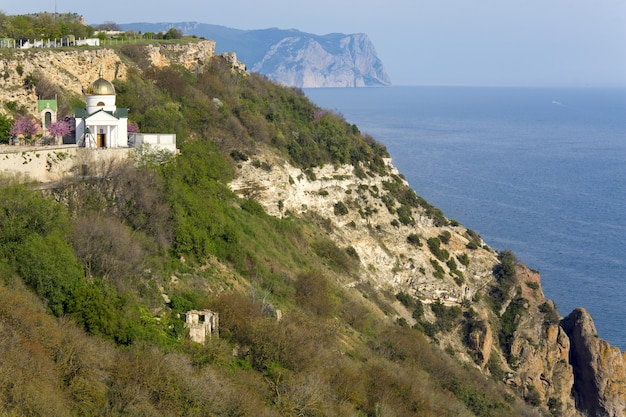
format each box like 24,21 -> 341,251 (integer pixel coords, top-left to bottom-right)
74,71 -> 176,152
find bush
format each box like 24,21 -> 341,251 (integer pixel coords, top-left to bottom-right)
439,230 -> 451,244
396,205 -> 414,226
17,233 -> 84,316
427,237 -> 449,262
430,300 -> 461,331
430,259 -> 445,279
412,299 -> 424,320
295,270 -> 333,317
396,291 -> 415,309
499,296 -> 527,362
311,238 -> 357,273
406,233 -> 422,247
333,201 -> 349,216
457,253 -> 470,267
539,301 -> 560,325
0,113 -> 13,144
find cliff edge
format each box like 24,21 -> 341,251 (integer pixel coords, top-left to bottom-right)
562,308 -> 626,417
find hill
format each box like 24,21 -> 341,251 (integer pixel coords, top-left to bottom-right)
119,22 -> 392,88
0,39 -> 624,417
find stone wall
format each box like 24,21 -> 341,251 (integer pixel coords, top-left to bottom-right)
0,145 -> 132,183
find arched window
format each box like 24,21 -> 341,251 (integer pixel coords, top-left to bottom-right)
44,111 -> 52,128
97,101 -> 105,107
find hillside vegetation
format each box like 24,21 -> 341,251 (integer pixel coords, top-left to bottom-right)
0,42 -> 566,416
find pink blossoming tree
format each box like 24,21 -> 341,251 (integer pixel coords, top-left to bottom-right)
127,122 -> 139,134
47,119 -> 73,145
9,115 -> 40,144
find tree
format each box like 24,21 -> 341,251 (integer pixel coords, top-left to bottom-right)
17,232 -> 84,316
0,113 -> 13,144
163,28 -> 183,40
95,21 -> 121,31
47,119 -> 73,144
127,121 -> 139,134
10,114 -> 40,144
295,271 -> 333,317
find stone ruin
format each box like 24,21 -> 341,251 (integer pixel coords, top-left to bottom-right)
183,310 -> 219,344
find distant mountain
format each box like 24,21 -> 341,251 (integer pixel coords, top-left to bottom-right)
119,22 -> 391,88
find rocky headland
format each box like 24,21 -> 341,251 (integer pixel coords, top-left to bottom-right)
0,42 -> 623,416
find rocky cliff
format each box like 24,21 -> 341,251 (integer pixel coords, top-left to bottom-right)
0,40 -> 216,118
563,309 -> 626,417
229,145 -> 626,417
0,43 -> 624,416
250,32 -> 391,88
120,22 -> 392,88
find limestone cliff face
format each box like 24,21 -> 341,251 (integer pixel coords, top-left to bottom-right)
229,146 -> 624,417
0,40 -> 215,118
0,48 -> 126,117
120,23 -> 392,88
229,147 -> 495,302
505,265 -> 579,416
562,308 -> 626,417
251,33 -> 391,88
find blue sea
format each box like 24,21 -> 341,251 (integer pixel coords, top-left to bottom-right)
305,86 -> 626,352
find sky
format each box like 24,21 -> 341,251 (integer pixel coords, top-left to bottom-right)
2,0 -> 626,87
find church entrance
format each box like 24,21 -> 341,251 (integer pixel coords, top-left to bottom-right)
97,133 -> 106,148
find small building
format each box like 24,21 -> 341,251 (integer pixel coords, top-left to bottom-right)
38,99 -> 58,136
75,38 -> 100,47
74,71 -> 176,153
74,71 -> 128,148
183,310 -> 219,344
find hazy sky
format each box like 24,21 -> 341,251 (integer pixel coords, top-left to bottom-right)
2,0 -> 626,86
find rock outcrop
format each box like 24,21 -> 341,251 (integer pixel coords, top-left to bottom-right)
0,40 -> 215,118
562,308 -> 626,417
251,32 -> 391,88
229,145 -> 624,417
120,22 -> 391,88
506,265 -> 579,416
1,44 -> 624,416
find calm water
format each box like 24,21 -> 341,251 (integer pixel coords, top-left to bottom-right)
305,86 -> 626,351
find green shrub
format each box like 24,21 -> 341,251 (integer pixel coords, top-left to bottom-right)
431,300 -> 461,331
396,204 -> 414,226
427,237 -> 449,262
414,320 -> 438,337
412,299 -> 424,320
439,230 -> 451,244
466,241 -> 479,250
397,317 -> 409,327
0,113 -> 13,144
525,281 -> 539,290
333,201 -> 349,216
295,270 -> 333,317
539,301 -> 560,325
525,384 -> 541,406
17,233 -> 84,316
499,296 -> 527,362
345,246 -> 360,260
311,238 -> 357,273
446,258 -> 458,271
430,259 -> 445,279
396,291 -> 415,309
457,253 -> 470,267
406,233 -> 422,247
230,149 -> 249,161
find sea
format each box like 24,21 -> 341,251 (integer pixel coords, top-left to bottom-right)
305,86 -> 626,352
